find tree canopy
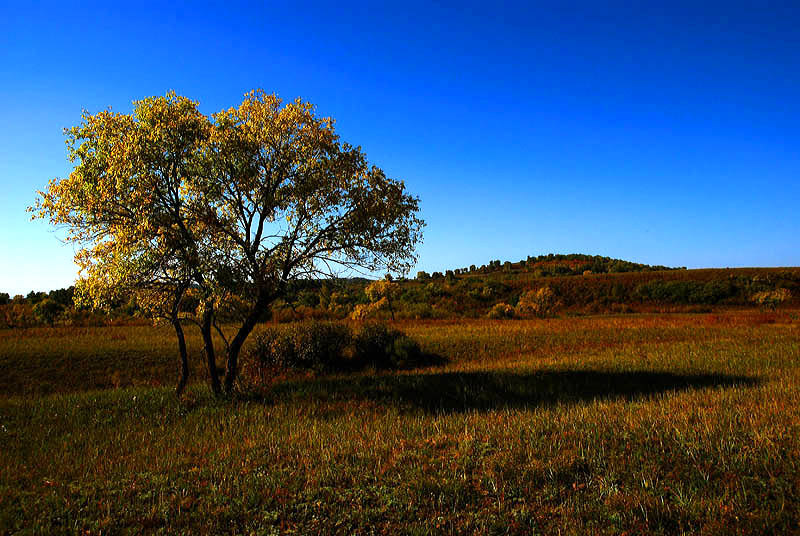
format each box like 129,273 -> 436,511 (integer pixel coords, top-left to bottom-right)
31,90 -> 424,394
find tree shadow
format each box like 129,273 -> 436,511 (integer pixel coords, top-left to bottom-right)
267,368 -> 760,414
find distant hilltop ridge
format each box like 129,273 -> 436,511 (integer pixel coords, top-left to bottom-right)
414,254 -> 683,280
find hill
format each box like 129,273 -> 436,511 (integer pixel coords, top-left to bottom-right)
414,253 -> 681,280
3,257 -> 798,328
271,264 -> 799,322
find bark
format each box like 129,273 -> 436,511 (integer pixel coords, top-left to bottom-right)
224,292 -> 271,394
201,308 -> 222,396
172,318 -> 189,396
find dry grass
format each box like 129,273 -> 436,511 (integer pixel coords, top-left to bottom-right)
1,310 -> 799,534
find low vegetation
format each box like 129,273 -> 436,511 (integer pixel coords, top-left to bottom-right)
244,321 -> 428,380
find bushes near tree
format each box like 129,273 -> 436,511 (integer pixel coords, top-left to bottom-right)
246,322 -> 427,380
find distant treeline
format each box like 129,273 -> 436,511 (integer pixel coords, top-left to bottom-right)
414,253 -> 681,280
269,267 -> 798,321
2,265 -> 798,328
0,288 -> 75,307
0,287 -> 141,329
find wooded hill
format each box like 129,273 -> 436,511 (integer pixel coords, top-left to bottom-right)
3,259 -> 798,327
414,253 -> 681,280
269,257 -> 798,321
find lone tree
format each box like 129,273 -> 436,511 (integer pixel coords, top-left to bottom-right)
32,90 -> 424,395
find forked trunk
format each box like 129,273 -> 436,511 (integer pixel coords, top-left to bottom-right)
224,292 -> 271,394
201,308 -> 222,396
173,318 -> 189,396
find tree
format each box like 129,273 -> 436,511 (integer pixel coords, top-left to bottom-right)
516,287 -> 560,318
32,90 -> 424,395
31,93 -> 220,395
362,276 -> 401,320
32,298 -> 64,325
751,288 -> 791,311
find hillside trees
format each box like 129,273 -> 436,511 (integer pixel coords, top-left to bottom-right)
353,276 -> 400,320
32,90 -> 424,395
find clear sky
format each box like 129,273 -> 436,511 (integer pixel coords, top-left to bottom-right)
1,1 -> 798,295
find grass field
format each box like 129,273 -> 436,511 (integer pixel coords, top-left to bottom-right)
1,310 -> 799,534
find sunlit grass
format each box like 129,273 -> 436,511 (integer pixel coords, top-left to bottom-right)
1,310 -> 798,534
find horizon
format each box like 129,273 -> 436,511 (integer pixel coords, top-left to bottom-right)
6,256 -> 799,297
2,1 -> 799,296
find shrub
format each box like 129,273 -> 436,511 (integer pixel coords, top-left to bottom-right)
291,321 -> 351,370
400,302 -> 434,319
297,289 -> 320,307
516,287 -> 560,317
391,335 -> 424,369
0,304 -> 33,329
487,302 -> 515,319
247,321 -> 425,377
250,327 -> 296,369
353,323 -> 423,369
425,283 -> 446,297
350,303 -> 375,320
751,288 -> 791,310
32,298 -> 65,325
634,280 -> 736,305
249,321 -> 351,373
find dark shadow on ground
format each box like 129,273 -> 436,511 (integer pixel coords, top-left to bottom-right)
265,369 -> 760,414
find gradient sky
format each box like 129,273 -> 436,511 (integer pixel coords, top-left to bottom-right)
1,1 -> 798,295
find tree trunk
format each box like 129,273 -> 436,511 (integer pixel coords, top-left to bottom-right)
201,308 -> 222,396
224,293 -> 270,394
172,318 -> 189,396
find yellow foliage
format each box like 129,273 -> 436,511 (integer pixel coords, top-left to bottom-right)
516,287 -> 560,318
28,88 -> 424,389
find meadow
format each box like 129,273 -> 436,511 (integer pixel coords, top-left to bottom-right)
1,310 -> 799,534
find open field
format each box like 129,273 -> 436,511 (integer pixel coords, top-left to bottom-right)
2,310 -> 800,534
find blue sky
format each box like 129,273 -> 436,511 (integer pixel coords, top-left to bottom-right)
1,1 -> 798,295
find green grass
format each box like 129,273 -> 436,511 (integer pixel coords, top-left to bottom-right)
1,311 -> 799,534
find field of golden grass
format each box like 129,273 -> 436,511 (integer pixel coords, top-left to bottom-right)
1,310 -> 799,534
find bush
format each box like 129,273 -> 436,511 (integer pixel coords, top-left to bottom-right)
487,302 -> 515,319
250,327 -> 295,369
0,304 -> 35,329
350,302 -> 379,320
516,287 -> 560,317
634,280 -> 736,305
353,323 -> 423,369
391,335 -> 424,368
247,321 -> 425,377
32,298 -> 65,325
250,321 -> 351,373
751,288 -> 791,310
400,302 -> 434,319
292,322 -> 351,370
